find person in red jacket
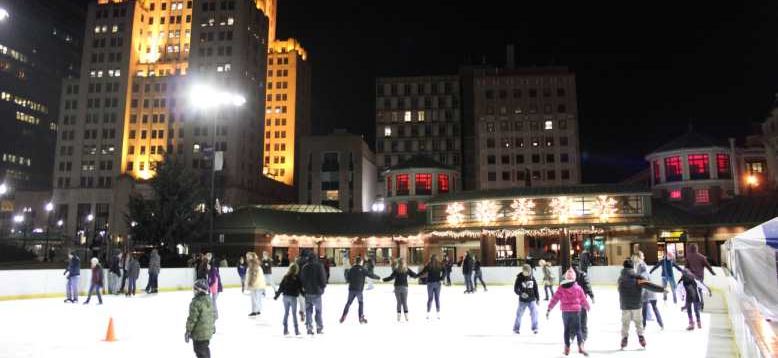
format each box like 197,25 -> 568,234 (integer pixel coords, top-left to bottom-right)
547,268 -> 591,356
84,257 -> 104,305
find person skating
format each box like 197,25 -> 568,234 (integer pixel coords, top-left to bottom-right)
539,259 -> 555,301
547,268 -> 591,356
618,259 -> 665,350
146,249 -> 161,294
473,259 -> 488,292
683,243 -> 716,310
126,254 -> 140,297
108,252 -> 121,294
340,256 -> 380,324
261,251 -> 277,294
513,264 -> 540,334
63,252 -> 80,303
237,256 -> 248,293
382,258 -> 418,322
294,254 -> 307,323
246,252 -> 266,316
443,255 -> 453,286
185,279 -> 215,358
195,254 -> 209,281
678,269 -> 711,330
634,253 -> 663,330
364,256 -> 376,290
649,252 -> 683,303
418,254 -> 446,319
300,251 -> 327,335
462,252 -> 474,293
119,251 -> 129,294
83,257 -> 104,305
274,263 -> 303,335
572,265 -> 594,341
207,253 -> 223,320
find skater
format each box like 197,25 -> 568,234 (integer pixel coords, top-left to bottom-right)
418,254 -> 446,319
108,252 -> 121,294
119,251 -> 129,293
300,251 -> 327,335
382,258 -> 418,321
340,256 -> 380,324
683,243 -> 716,310
237,256 -> 248,293
618,259 -> 664,350
540,259 -> 555,301
261,251 -> 276,294
443,255 -> 453,286
274,263 -> 302,335
84,257 -> 104,305
146,249 -> 161,294
294,254 -> 307,322
246,252 -> 266,316
547,268 -> 590,356
572,265 -> 595,341
365,256 -> 376,290
207,253 -> 223,320
63,252 -> 80,303
195,254 -> 209,280
462,252 -> 474,293
650,252 -> 683,303
473,258 -> 487,292
635,254 -> 663,330
678,269 -> 711,330
185,279 -> 215,358
126,254 -> 140,297
513,264 -> 540,334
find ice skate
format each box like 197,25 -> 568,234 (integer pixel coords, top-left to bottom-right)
620,337 -> 628,350
396,313 -> 401,322
359,316 -> 368,324
564,346 -> 570,356
316,328 -> 323,334
283,328 -> 289,336
638,335 -> 646,348
697,321 -> 701,329
578,343 -> 589,356
404,313 -> 409,322
686,323 -> 694,331
435,311 -> 440,320
339,314 -> 346,323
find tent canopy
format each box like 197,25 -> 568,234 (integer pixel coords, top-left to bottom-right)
726,217 -> 778,320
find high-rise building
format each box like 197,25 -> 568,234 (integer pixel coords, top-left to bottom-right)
299,130 -> 376,212
0,0 -> 84,191
263,38 -> 310,186
52,0 -> 270,237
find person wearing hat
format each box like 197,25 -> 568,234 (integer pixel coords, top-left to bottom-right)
83,257 -> 104,305
513,264 -> 540,334
547,268 -> 590,356
186,279 -> 215,358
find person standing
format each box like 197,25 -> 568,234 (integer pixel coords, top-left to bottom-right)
382,258 -> 418,322
340,256 -> 380,324
195,254 -> 209,281
274,263 -> 302,335
207,254 -> 223,320
146,249 -> 161,294
540,259 -> 555,301
237,256 -> 248,293
547,268 -> 591,356
473,259 -> 487,292
678,269 -> 711,330
635,254 -> 663,330
364,256 -> 376,290
245,252 -> 266,316
261,251 -> 276,294
618,259 -> 664,350
119,251 -> 129,294
185,279 -> 215,358
650,252 -> 683,303
63,252 -> 81,303
84,258 -> 104,305
443,255 -> 453,286
513,264 -> 540,334
300,251 -> 327,335
108,252 -> 121,294
683,243 -> 716,310
418,254 -> 446,319
126,254 -> 140,297
572,265 -> 595,342
462,252 -> 474,293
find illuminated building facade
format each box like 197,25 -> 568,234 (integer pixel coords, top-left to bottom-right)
263,38 -> 310,186
52,0 -> 270,237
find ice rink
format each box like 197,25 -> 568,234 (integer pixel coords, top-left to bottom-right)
0,284 -> 736,358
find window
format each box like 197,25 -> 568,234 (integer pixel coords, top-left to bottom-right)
417,202 -> 427,212
487,155 -> 496,165
438,174 -> 449,194
560,153 -> 569,163
403,111 -> 412,122
746,161 -> 764,174
502,171 -> 510,181
386,176 -> 392,196
694,189 -> 710,204
687,154 -> 710,180
547,170 -> 556,180
664,156 -> 682,182
716,154 -> 731,179
384,126 -> 392,137
415,173 -> 432,195
653,160 -> 661,184
561,170 -> 570,180
396,202 -> 408,218
544,120 -> 553,130
487,172 -> 496,181
396,174 -> 409,195
669,189 -> 681,200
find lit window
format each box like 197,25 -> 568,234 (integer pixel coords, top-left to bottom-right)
438,173 -> 449,194
418,111 -> 425,122
404,111 -> 411,122
544,120 -> 553,130
716,153 -> 731,179
193,144 -> 200,153
664,156 -> 682,182
669,189 -> 681,200
687,154 -> 710,180
227,17 -> 234,25
652,160 -> 661,184
415,173 -> 432,195
384,126 -> 392,137
397,202 -> 408,218
112,25 -> 118,33
417,202 -> 427,211
396,174 -> 409,195
324,190 -> 339,201
694,189 -> 710,204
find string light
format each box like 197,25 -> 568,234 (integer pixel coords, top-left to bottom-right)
427,227 -> 604,239
510,198 -> 535,225
446,202 -> 465,225
474,200 -> 499,224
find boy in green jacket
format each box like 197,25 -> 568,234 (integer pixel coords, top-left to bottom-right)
185,279 -> 215,358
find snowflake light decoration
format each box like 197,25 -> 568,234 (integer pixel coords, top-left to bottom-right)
510,198 -> 536,225
549,196 -> 572,223
446,202 -> 465,226
474,200 -> 499,224
594,195 -> 618,222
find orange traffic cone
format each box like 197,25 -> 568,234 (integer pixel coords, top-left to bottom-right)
104,317 -> 117,342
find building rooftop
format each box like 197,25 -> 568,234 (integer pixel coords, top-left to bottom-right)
386,155 -> 455,171
249,204 -> 342,213
427,184 -> 651,205
651,131 -> 727,154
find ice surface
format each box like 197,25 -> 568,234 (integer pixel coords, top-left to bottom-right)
0,284 -> 735,357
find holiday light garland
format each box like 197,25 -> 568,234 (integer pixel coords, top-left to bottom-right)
427,227 -> 605,239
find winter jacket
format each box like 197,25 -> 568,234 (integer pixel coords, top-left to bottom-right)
383,268 -> 418,287
261,258 -> 273,274
650,258 -> 682,279
109,256 -> 121,276
474,260 -> 483,275
345,264 -> 380,292
208,265 -> 223,293
617,268 -> 643,310
573,267 -> 594,300
195,259 -> 209,280
462,256 -> 473,274
65,256 -> 80,278
684,245 -> 715,281
636,262 -> 656,302
418,263 -> 445,283
548,282 -> 590,312
186,292 -> 215,342
148,252 -> 161,275
246,259 -> 266,290
514,272 -> 540,303
237,263 -> 247,278
274,274 -> 303,299
127,259 -> 140,280
300,257 -> 327,295
542,265 -> 554,286
91,265 -> 104,285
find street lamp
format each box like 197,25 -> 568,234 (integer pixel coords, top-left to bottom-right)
188,83 -> 245,249
0,8 -> 9,22
746,174 -> 759,195
44,202 -> 54,262
84,214 -> 94,260
0,183 -> 7,195
13,214 -> 23,224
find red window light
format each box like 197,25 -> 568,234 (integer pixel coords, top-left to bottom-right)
652,160 -> 661,184
397,202 -> 408,217
386,175 -> 392,196
694,189 -> 710,204
396,174 -> 409,195
417,202 -> 427,211
438,173 -> 450,194
664,156 -> 682,182
716,153 -> 731,179
687,154 -> 710,180
415,173 -> 432,195
669,189 -> 681,200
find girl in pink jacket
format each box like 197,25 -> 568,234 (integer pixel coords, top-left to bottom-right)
547,268 -> 591,356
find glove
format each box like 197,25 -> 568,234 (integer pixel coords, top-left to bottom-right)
184,332 -> 191,343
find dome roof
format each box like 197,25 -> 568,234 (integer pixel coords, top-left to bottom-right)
652,131 -> 727,154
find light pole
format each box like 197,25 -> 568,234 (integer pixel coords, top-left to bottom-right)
0,183 -> 8,239
44,202 -> 54,262
189,84 -> 245,249
85,214 -> 94,260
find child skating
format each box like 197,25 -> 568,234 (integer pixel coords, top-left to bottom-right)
185,279 -> 215,358
547,268 -> 591,356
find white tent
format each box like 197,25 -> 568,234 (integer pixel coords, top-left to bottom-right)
724,217 -> 778,320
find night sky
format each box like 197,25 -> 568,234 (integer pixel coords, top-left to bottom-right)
278,0 -> 778,182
